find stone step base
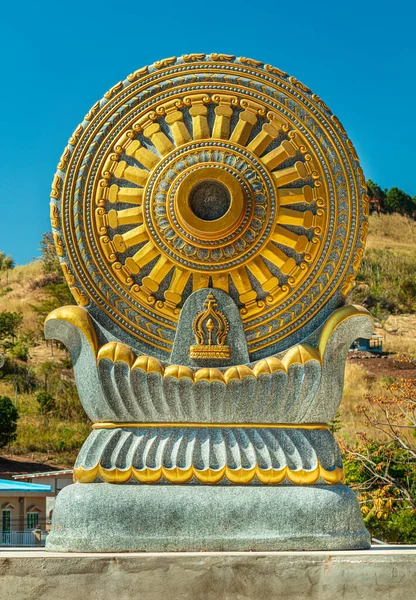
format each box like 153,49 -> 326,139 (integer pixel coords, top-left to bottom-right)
1,547 -> 415,600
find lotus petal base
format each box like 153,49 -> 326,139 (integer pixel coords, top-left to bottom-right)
46,483 -> 370,552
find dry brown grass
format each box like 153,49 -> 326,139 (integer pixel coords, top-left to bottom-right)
1,261 -> 44,286
367,213 -> 416,251
339,362 -> 386,440
0,261 -> 46,333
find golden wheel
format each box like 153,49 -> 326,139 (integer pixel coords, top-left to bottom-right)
50,54 -> 368,360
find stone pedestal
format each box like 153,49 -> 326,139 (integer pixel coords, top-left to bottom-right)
46,483 -> 369,552
1,548 -> 415,600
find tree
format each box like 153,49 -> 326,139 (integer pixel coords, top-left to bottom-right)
366,180 -> 387,213
0,396 -> 19,449
0,311 -> 23,347
343,356 -> 416,542
39,232 -> 61,275
0,252 -> 15,287
33,233 -> 74,330
385,187 -> 415,217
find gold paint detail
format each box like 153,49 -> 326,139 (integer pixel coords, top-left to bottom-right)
190,292 -> 230,359
126,66 -> 148,82
311,94 -> 330,113
50,174 -> 62,199
211,53 -> 235,61
91,305 -> 369,383
317,304 -> 372,358
53,232 -> 64,256
57,147 -> 70,171
45,306 -> 98,354
239,57 -> 263,67
68,123 -> 83,146
264,64 -> 288,77
103,81 -> 123,99
73,462 -> 343,485
50,203 -> 59,228
84,100 -> 100,122
331,114 -> 347,136
288,76 -> 311,93
154,57 -> 177,69
182,53 -> 206,62
92,421 -> 328,430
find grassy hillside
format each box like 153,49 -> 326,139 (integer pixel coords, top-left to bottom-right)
0,213 -> 415,466
350,213 -> 416,318
340,213 -> 416,442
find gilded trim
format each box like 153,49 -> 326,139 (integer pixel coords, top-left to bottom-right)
48,304 -> 372,385
45,306 -> 98,355
92,422 -> 328,430
73,463 -> 344,485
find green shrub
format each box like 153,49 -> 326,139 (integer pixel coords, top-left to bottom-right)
0,287 -> 12,297
344,442 -> 416,544
56,439 -> 66,451
0,396 -> 19,448
9,340 -> 30,361
36,392 -> 56,414
364,510 -> 416,544
0,358 -> 38,393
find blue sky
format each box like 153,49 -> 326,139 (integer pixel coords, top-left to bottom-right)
1,0 -> 415,265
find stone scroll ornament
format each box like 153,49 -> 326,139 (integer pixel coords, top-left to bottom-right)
46,54 -> 373,552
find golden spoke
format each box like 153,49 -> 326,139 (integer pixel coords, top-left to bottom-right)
125,242 -> 159,274
107,207 -> 143,229
192,273 -> 210,291
141,256 -> 173,294
246,257 -> 280,295
272,226 -> 308,253
212,95 -> 236,139
247,122 -> 280,156
141,118 -> 174,156
114,161 -> 149,187
278,185 -> 314,206
164,268 -> 191,310
272,161 -> 308,187
113,225 -> 147,252
108,184 -> 143,205
262,243 -> 296,275
229,101 -> 262,146
211,273 -> 229,293
278,208 -> 314,229
125,140 -> 160,170
164,100 -> 192,146
261,140 -> 296,170
230,267 -> 257,306
185,94 -> 210,140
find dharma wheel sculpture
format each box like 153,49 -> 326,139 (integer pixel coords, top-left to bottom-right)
46,54 -> 373,551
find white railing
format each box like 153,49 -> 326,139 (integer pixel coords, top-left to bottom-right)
1,531 -> 48,547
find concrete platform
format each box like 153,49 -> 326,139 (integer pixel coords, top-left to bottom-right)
1,547 -> 416,600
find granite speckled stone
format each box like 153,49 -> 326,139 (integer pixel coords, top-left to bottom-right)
44,307 -> 373,425
171,288 -> 249,368
74,426 -> 342,482
46,483 -> 370,552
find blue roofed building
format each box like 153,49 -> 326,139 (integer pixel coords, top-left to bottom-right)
0,478 -> 53,547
